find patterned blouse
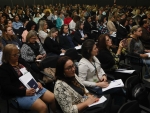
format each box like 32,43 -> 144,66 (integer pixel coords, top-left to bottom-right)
54,75 -> 89,113
108,48 -> 127,71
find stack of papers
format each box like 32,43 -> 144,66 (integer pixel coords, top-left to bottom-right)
115,69 -> 135,74
88,96 -> 107,107
102,79 -> 124,92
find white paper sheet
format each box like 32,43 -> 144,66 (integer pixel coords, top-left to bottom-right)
146,53 -> 150,57
60,53 -> 65,56
88,96 -> 107,107
75,45 -> 82,50
115,69 -> 135,74
102,79 -> 124,92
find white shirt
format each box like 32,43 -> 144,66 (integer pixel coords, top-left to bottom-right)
78,56 -> 105,87
38,29 -> 50,44
69,20 -> 76,31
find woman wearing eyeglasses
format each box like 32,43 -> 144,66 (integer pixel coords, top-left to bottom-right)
20,30 -> 46,73
54,56 -> 100,113
0,44 -> 56,113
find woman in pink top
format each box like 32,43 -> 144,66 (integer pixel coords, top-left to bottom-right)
22,21 -> 37,42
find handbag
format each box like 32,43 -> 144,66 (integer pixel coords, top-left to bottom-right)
43,67 -> 56,83
82,94 -> 112,113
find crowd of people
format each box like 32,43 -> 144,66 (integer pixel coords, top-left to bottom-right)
0,3 -> 150,113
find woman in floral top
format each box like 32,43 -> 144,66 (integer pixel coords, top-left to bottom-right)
97,34 -> 130,82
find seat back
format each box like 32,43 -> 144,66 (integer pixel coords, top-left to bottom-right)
39,56 -> 59,70
125,75 -> 140,100
65,48 -> 82,62
118,100 -> 140,113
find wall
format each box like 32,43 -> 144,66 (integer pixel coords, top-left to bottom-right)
0,0 -> 150,8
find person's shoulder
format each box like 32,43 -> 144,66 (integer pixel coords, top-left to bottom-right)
0,62 -> 10,72
55,80 -> 68,88
38,30 -> 44,33
78,58 -> 89,64
21,43 -> 29,49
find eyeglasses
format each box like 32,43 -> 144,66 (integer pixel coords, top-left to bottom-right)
64,64 -> 75,71
11,53 -> 20,57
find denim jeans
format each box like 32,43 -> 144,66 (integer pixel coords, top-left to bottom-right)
142,59 -> 150,77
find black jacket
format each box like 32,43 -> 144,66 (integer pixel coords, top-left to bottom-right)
59,34 -> 76,50
117,24 -> 128,39
44,37 -> 61,55
97,49 -> 115,70
73,30 -> 85,45
0,58 -> 39,98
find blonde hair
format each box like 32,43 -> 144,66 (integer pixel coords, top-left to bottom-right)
2,44 -> 18,63
131,25 -> 141,34
26,30 -> 37,42
38,20 -> 47,31
47,28 -> 58,38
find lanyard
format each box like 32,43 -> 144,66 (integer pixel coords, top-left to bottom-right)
90,59 -> 101,82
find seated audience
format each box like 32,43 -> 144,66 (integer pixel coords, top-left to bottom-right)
1,26 -> 22,48
21,30 -> 46,72
22,20 -> 37,42
97,34 -> 132,82
78,39 -> 124,97
33,12 -> 41,24
129,25 -> 150,79
54,56 -> 100,113
117,18 -> 128,45
12,15 -> 23,34
59,24 -> 76,50
99,16 -> 109,34
107,15 -> 117,45
56,12 -> 64,30
38,20 -> 50,44
0,44 -> 56,113
83,16 -> 92,38
64,13 -> 72,25
5,19 -> 13,27
44,28 -> 65,56
69,15 -> 80,32
140,19 -> 150,49
73,21 -> 88,45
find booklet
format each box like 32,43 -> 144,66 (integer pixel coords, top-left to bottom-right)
27,78 -> 41,94
102,79 -> 124,92
19,72 -> 41,94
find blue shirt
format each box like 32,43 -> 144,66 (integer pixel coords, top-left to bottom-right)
12,21 -> 23,29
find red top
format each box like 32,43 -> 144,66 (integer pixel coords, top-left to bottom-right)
64,17 -> 72,25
